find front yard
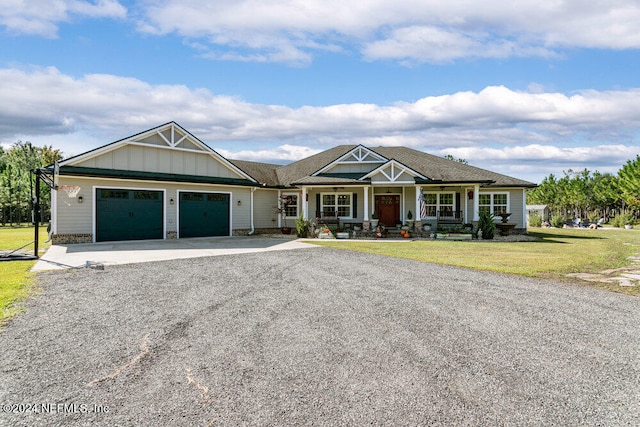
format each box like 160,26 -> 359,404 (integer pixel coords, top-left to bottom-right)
313,227 -> 640,296
0,225 -> 49,325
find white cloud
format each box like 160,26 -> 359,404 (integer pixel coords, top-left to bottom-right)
217,144 -> 322,163
1,66 -> 639,182
0,0 -> 126,37
134,0 -> 640,64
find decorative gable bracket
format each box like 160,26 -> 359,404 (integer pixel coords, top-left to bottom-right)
360,159 -> 428,184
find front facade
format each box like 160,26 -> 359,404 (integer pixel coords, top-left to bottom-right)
51,122 -> 536,243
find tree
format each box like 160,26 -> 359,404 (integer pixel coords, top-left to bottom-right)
617,156 -> 640,212
443,154 -> 469,164
0,141 -> 63,225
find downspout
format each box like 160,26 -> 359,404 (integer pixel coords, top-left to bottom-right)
248,187 -> 257,235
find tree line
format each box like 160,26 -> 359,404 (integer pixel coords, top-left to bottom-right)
527,156 -> 640,226
0,142 -> 63,225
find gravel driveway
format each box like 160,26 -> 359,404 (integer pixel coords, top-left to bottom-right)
1,247 -> 639,426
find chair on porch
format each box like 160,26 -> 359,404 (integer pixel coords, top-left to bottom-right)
316,210 -> 340,227
437,209 -> 463,225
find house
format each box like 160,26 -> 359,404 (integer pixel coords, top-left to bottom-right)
50,122 -> 536,243
526,204 -> 550,223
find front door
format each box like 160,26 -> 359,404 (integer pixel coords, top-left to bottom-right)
375,195 -> 400,227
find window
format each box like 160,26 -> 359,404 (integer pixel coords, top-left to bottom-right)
424,193 -> 454,217
321,193 -> 352,218
282,194 -> 299,218
479,193 -> 509,216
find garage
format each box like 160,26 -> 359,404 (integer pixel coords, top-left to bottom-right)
96,189 -> 164,242
179,192 -> 230,238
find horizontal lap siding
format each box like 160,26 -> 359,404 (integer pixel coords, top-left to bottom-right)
253,189 -> 278,229
55,176 -> 253,236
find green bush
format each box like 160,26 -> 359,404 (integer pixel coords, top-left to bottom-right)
478,211 -> 496,240
550,214 -> 565,228
528,212 -> 542,227
295,214 -> 312,237
611,212 -> 635,228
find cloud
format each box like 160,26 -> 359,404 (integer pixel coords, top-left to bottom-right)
217,144 -> 322,163
0,0 -> 126,37
134,0 -> 640,64
1,66 -> 639,182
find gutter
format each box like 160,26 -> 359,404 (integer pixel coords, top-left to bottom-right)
248,187 -> 257,235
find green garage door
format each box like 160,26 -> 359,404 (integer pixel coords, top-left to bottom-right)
96,189 -> 163,242
179,192 -> 230,238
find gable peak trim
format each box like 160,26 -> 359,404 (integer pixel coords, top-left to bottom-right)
312,145 -> 387,176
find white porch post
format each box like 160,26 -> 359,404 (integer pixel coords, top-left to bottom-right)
302,186 -> 308,220
277,189 -> 282,228
415,185 -> 422,220
363,186 -> 369,220
402,186 -> 406,221
473,184 -> 480,221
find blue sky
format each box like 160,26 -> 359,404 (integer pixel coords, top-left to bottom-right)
1,1 -> 640,183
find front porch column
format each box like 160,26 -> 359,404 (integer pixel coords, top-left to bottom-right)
415,185 -> 422,221
302,186 -> 308,220
473,184 -> 480,221
363,186 -> 369,220
277,189 -> 282,228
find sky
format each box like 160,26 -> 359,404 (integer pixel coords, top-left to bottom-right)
1,1 -> 640,184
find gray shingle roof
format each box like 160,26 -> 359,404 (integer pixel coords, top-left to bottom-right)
228,159 -> 280,187
229,145 -> 536,188
372,146 -> 536,187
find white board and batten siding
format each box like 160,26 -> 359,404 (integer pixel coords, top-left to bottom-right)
74,145 -> 241,179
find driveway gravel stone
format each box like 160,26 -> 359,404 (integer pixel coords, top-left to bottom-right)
1,247 -> 639,426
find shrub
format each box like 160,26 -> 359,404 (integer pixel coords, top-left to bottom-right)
295,214 -> 312,237
528,211 -> 542,227
478,211 -> 496,240
611,212 -> 635,228
550,214 -> 565,228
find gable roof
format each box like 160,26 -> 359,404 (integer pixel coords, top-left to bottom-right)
59,121 -> 256,183
372,146 -> 535,187
55,123 -> 535,189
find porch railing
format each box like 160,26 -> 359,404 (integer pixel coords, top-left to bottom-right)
437,210 -> 463,224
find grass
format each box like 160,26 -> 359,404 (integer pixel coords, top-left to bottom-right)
0,224 -> 50,325
312,227 -> 640,296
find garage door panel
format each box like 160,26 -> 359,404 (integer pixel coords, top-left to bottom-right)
179,192 -> 230,238
96,189 -> 163,242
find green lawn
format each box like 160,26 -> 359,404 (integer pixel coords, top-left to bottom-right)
312,228 -> 640,296
0,225 -> 50,325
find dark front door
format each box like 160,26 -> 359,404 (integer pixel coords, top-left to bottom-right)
375,195 -> 400,227
96,189 -> 163,242
179,192 -> 230,238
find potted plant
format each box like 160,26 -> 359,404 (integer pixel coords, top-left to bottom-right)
406,210 -> 414,229
295,214 -> 311,237
370,211 -> 379,230
277,195 -> 294,234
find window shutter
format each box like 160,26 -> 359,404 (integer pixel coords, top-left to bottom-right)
353,193 -> 357,218
316,194 -> 321,217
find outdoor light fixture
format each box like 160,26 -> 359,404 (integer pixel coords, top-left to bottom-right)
77,195 -> 83,203
468,190 -> 474,200
169,198 -> 175,205
237,200 -> 242,206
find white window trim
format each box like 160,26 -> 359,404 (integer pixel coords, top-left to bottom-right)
478,192 -> 510,218
320,192 -> 353,219
423,192 -> 456,219
282,192 -> 300,219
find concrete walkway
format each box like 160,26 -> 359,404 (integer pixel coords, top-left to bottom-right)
32,236 -> 318,271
